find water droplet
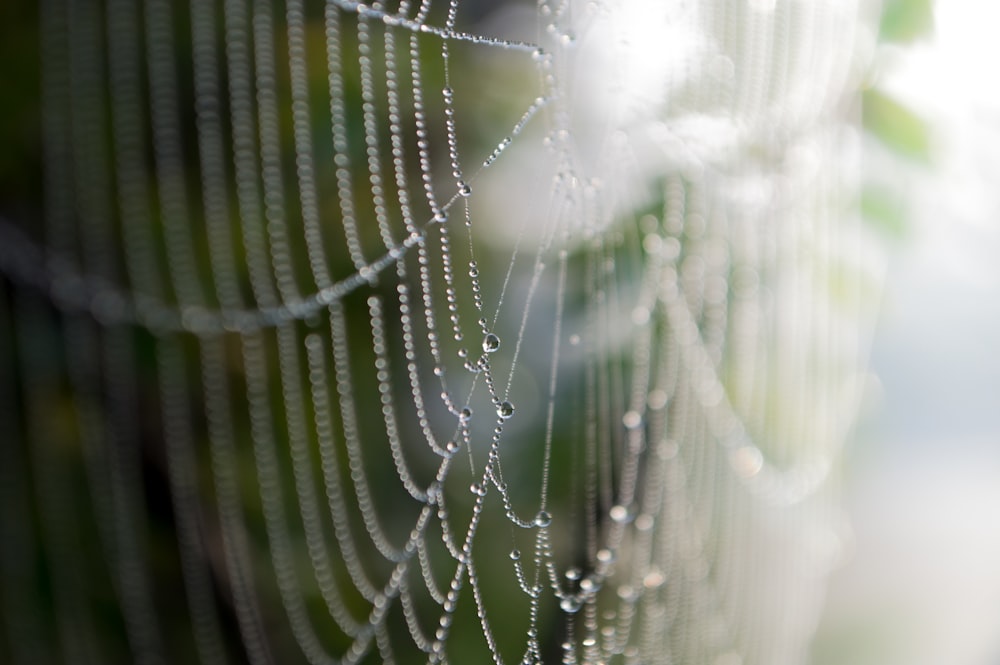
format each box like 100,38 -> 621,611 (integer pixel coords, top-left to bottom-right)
509,548 -> 521,561
468,262 -> 479,278
442,86 -> 453,100
470,482 -> 483,496
433,210 -> 448,224
483,333 -> 500,353
565,567 -> 582,581
634,514 -> 654,531
609,505 -> 631,523
498,401 -> 514,419
445,440 -> 460,454
433,365 -> 446,377
622,410 -> 642,429
457,347 -> 468,358
596,548 -> 615,564
642,233 -> 662,255
534,510 -> 552,528
643,568 -> 665,589
731,446 -> 763,478
560,596 -> 582,613
658,439 -> 679,460
458,182 -> 472,197
460,407 -> 472,422
647,389 -> 668,410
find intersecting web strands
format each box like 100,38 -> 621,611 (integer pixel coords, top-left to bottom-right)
0,0 -> 878,663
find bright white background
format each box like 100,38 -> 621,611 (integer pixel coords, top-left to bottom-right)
815,2 -> 1000,663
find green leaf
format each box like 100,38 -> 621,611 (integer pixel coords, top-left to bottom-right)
879,0 -> 934,44
863,89 -> 931,161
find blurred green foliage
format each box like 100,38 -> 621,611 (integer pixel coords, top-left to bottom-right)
878,0 -> 934,44
863,88 -> 931,163
859,0 -> 936,243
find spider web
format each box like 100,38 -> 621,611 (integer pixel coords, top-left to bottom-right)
0,0 -> 877,664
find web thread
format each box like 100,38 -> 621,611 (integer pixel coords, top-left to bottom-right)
0,1 -> 874,664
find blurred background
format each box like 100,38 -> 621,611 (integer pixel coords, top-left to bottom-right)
814,0 -> 1000,663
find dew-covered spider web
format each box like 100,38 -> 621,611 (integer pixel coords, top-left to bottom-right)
0,0 -> 879,664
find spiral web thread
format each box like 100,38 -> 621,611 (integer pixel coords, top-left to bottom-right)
0,0 -> 875,664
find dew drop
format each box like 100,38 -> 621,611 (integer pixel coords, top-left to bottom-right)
457,347 -> 468,358
483,333 -> 500,353
596,548 -> 615,564
560,596 -> 582,613
458,182 -> 472,197
658,439 -> 679,460
643,568 -> 665,589
631,306 -> 650,325
647,388 -> 668,410
433,210 -> 448,224
622,410 -> 642,429
534,510 -> 552,528
642,233 -> 663,255
565,567 -> 582,581
433,365 -> 446,377
731,445 -> 764,478
445,440 -> 459,454
460,407 -> 472,422
509,548 -> 521,561
498,401 -> 514,420
468,262 -> 479,278
609,504 -> 631,523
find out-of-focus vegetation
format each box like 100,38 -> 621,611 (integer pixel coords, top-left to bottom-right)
859,0 -> 935,242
